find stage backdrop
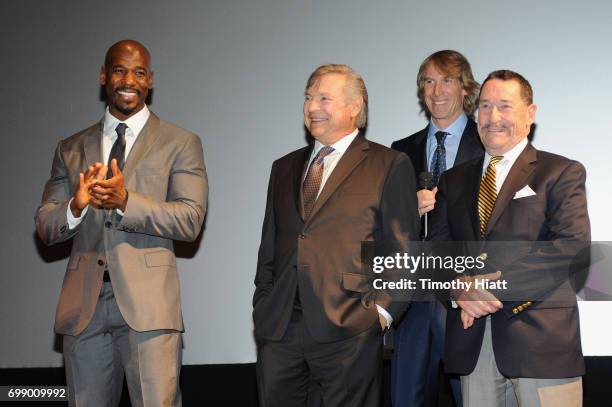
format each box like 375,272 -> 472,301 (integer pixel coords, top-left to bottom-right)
1,0 -> 611,367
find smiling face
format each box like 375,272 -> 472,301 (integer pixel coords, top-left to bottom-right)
421,62 -> 467,129
99,41 -> 154,121
477,78 -> 536,156
303,73 -> 361,145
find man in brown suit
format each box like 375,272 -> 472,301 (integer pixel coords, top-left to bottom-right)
253,64 -> 420,407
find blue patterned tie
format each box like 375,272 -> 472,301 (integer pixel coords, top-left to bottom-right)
430,131 -> 448,186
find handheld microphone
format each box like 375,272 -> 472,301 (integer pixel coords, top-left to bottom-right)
418,172 -> 434,239
419,172 -> 434,190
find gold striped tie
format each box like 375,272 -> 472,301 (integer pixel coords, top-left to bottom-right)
478,156 -> 503,238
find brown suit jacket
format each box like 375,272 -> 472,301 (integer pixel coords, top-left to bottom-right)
253,134 -> 420,343
430,143 -> 590,377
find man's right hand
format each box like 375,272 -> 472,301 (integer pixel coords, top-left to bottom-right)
454,271 -> 503,319
70,163 -> 107,217
417,187 -> 437,217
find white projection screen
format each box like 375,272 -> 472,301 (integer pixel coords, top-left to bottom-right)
1,0 -> 611,367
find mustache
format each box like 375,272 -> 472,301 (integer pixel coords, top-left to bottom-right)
308,114 -> 328,120
481,122 -> 509,130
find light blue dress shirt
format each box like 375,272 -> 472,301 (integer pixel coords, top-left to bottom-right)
426,113 -> 468,171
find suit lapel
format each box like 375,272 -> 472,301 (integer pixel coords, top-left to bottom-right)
485,144 -> 536,235
464,158 -> 484,239
122,113 -> 161,182
84,121 -> 104,166
82,121 -> 107,223
296,146 -> 312,220
306,134 -> 368,223
413,126 -> 429,173
455,119 -> 482,165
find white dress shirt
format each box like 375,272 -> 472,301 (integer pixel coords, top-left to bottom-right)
481,137 -> 528,192
305,129 -> 359,193
67,106 -> 151,228
305,129 -> 393,328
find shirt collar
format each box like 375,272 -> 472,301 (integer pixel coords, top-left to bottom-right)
312,128 -> 359,157
103,105 -> 151,138
484,137 -> 529,168
427,112 -> 468,141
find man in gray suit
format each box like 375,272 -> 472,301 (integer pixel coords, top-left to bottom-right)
36,40 -> 208,407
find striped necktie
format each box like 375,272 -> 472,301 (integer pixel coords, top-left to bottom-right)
302,146 -> 335,220
478,155 -> 503,238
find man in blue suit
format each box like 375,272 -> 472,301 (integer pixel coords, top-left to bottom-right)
390,50 -> 483,407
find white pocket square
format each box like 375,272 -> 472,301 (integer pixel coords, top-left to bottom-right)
513,185 -> 536,199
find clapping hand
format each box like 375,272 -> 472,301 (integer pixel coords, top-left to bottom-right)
90,159 -> 128,211
70,163 -> 107,216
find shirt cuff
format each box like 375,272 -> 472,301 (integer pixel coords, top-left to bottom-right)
375,304 -> 393,329
67,198 -> 88,229
115,191 -> 128,217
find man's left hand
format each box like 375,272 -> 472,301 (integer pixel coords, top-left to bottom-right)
90,159 -> 128,211
417,187 -> 437,217
454,271 -> 503,319
461,309 -> 475,330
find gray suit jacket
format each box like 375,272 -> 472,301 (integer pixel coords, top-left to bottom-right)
36,113 -> 208,335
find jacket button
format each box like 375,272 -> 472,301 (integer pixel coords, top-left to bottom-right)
97,259 -> 105,266
512,308 -> 519,314
298,233 -> 306,239
526,301 -> 532,306
518,305 -> 524,312
478,252 -> 488,261
105,221 -> 112,228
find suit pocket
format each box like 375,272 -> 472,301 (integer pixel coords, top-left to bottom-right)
133,168 -> 168,199
135,167 -> 164,177
511,195 -> 540,204
144,250 -> 176,268
342,272 -> 369,292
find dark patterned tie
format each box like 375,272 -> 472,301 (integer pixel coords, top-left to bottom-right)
302,146 -> 335,220
430,131 -> 448,186
478,155 -> 503,238
107,123 -> 127,178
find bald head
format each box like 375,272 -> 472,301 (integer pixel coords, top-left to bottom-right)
100,39 -> 154,120
104,39 -> 151,70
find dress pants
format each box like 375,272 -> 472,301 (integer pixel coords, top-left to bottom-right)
391,301 -> 462,406
63,281 -> 183,407
461,316 -> 582,407
257,309 -> 383,407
